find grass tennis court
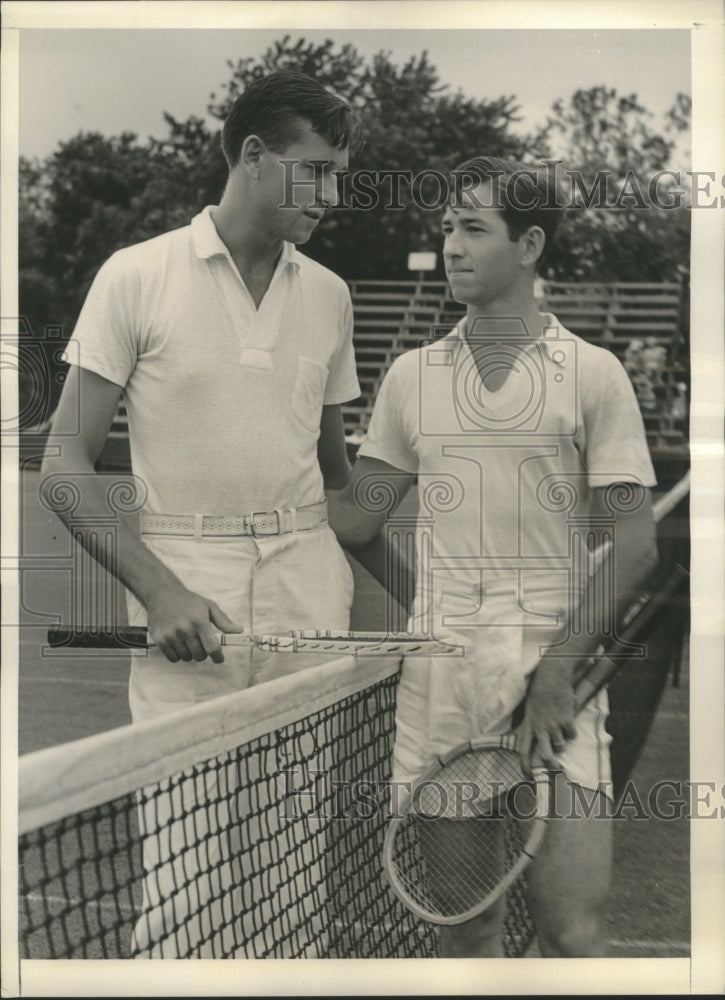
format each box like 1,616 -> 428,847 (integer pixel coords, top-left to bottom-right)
16,466 -> 690,958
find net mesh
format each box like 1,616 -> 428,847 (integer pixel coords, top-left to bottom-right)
18,668 -> 535,959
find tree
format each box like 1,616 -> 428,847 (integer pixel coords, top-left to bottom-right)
145,113 -> 227,224
532,87 -> 691,282
324,50 -> 525,280
19,157 -> 57,330
18,41 -> 693,416
17,132 -> 192,421
207,35 -> 370,116
536,87 -> 676,176
18,33 -> 531,362
204,38 -> 528,279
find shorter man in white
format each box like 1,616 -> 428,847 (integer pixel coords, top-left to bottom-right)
43,71 -> 366,957
328,156 -> 658,957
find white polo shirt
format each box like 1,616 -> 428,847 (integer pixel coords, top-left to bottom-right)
65,207 -> 360,515
359,317 -> 657,607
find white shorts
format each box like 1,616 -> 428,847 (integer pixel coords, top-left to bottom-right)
393,575 -> 612,797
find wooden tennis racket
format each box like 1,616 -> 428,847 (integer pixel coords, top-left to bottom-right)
46,626 -> 460,657
382,559 -> 689,925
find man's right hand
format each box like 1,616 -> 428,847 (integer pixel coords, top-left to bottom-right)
145,586 -> 243,663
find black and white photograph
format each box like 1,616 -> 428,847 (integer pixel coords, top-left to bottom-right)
1,1 -> 723,996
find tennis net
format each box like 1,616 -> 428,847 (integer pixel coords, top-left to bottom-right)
18,651 -> 535,959
18,472 -> 689,961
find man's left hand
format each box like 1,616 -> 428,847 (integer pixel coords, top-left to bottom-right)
518,659 -> 578,774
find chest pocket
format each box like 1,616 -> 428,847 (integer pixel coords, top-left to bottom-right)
290,355 -> 328,433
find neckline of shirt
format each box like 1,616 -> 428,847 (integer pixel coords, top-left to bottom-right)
449,313 -> 569,368
191,205 -> 301,272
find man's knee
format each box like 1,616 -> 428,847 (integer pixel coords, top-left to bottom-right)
536,906 -> 608,958
527,782 -> 613,958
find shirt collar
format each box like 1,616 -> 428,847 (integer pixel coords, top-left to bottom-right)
448,313 -> 569,368
190,205 -> 301,272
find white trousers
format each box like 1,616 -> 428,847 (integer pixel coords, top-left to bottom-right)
126,525 -> 354,958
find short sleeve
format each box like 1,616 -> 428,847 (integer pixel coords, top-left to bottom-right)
357,354 -> 419,474
323,293 -> 361,405
580,347 -> 657,489
62,250 -> 142,388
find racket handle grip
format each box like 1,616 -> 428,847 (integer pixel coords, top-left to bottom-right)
48,627 -> 149,649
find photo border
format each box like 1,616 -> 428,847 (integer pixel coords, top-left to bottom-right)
2,2 -> 723,996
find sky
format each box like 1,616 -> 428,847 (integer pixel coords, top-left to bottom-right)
14,24 -> 692,160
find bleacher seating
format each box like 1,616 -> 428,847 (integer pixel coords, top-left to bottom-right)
541,281 -> 689,455
542,281 -> 686,359
90,279 -> 688,471
342,279 -> 688,452
343,280 -> 464,440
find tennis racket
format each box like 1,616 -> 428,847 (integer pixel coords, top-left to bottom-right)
382,558 -> 689,925
46,625 -> 459,657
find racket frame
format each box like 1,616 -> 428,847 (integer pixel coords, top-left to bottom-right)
383,733 -> 552,925
383,557 -> 690,926
45,625 -> 459,657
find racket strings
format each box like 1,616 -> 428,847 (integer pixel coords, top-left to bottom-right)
387,748 -> 546,921
414,748 -> 526,819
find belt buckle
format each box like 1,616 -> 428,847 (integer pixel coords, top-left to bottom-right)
248,510 -> 280,536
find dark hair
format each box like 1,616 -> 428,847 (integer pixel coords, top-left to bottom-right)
221,69 -> 366,167
449,155 -> 564,269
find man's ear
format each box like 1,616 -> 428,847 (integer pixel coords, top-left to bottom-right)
519,226 -> 546,269
240,134 -> 266,178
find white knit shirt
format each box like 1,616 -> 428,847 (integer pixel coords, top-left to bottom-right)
65,206 -> 360,515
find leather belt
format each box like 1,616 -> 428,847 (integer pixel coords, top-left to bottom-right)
140,500 -> 328,538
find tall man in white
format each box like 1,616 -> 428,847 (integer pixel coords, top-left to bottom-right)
328,156 -> 658,958
43,70 -> 366,956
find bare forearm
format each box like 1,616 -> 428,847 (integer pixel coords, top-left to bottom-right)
519,488 -> 658,770
40,451 -> 181,608
540,523 -> 659,678
321,457 -> 352,492
41,366 -> 242,662
41,450 -> 242,660
326,487 -> 385,548
327,456 -> 416,548
318,404 -> 353,492
343,530 -> 416,616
